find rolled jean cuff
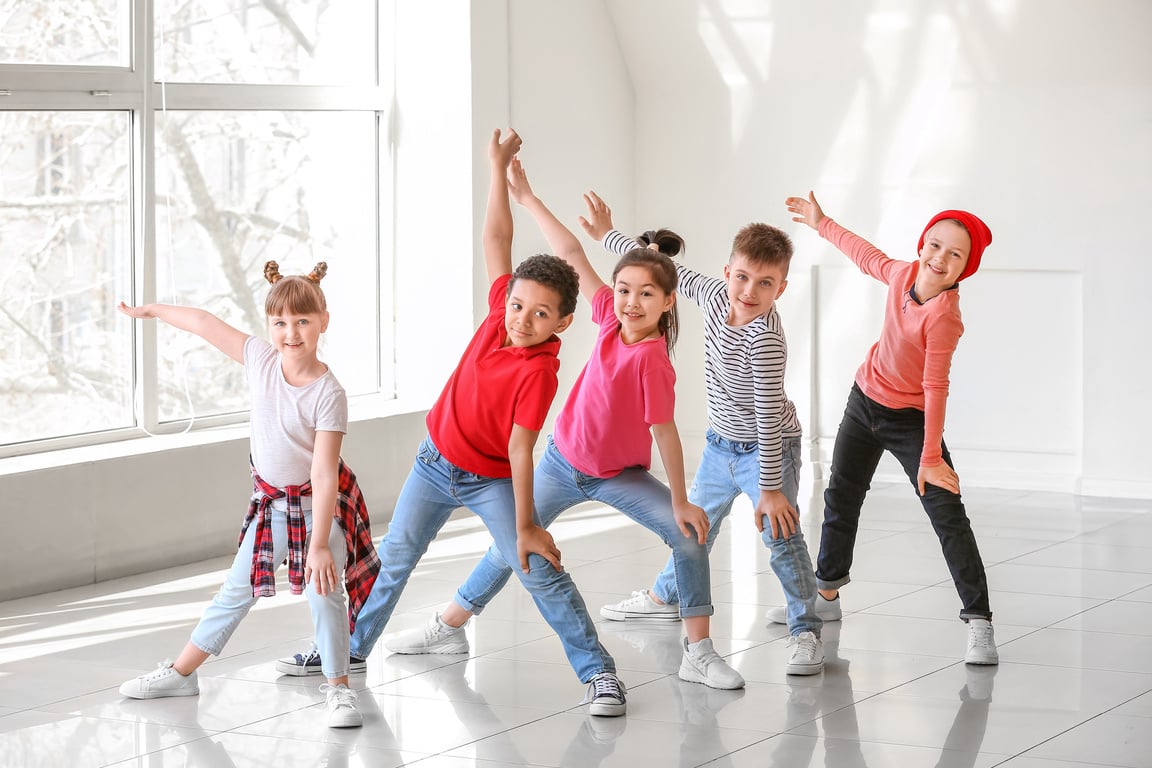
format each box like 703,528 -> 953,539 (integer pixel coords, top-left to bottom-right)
453,591 -> 485,615
677,604 -> 715,619
960,610 -> 993,622
815,575 -> 851,592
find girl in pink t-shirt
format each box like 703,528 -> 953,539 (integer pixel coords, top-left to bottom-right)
383,158 -> 746,691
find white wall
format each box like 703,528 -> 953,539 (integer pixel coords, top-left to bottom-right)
598,0 -> 1152,497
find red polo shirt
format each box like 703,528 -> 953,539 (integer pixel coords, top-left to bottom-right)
426,274 -> 562,478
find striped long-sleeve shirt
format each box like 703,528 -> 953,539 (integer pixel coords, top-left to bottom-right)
602,230 -> 802,491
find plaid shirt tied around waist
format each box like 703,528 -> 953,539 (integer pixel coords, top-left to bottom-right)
240,459 -> 381,632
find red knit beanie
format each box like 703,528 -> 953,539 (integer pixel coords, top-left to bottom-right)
918,210 -> 992,282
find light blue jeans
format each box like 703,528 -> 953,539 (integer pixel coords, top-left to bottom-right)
190,508 -> 351,677
454,437 -> 714,620
351,436 -> 614,683
652,430 -> 821,637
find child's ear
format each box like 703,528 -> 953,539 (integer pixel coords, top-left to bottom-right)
320,310 -> 331,333
663,292 -> 676,313
554,313 -> 575,335
775,279 -> 789,299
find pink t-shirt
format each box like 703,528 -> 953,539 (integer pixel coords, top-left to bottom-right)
553,284 -> 676,478
819,218 -> 964,467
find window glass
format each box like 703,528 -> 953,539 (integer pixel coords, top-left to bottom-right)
155,0 -> 376,84
154,110 -> 379,422
0,111 -> 133,445
0,0 -> 128,66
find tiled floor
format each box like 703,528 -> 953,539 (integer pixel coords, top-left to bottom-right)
3,481 -> 1152,767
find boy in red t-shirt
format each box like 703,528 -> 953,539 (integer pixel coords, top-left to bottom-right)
277,129 -> 626,716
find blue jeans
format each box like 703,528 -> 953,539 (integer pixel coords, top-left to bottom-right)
816,383 -> 992,621
454,437 -> 714,619
351,436 -> 614,682
652,429 -> 821,637
191,508 -> 351,677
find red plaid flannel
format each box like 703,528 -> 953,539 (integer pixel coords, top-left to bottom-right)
240,459 -> 381,631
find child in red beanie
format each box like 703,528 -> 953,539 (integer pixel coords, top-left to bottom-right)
779,192 -> 998,665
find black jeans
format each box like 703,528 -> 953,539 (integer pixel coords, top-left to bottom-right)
816,383 -> 992,621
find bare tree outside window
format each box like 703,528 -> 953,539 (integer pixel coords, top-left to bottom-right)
1,0 -> 387,452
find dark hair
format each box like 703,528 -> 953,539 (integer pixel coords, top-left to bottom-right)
730,223 -> 793,277
635,228 -> 686,258
509,254 -> 580,317
263,261 -> 328,316
612,247 -> 680,356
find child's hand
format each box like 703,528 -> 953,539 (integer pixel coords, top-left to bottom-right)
305,543 -> 339,597
578,190 -> 615,241
517,524 -> 562,574
785,191 -> 826,230
506,157 -> 536,206
755,489 -> 799,539
488,128 -> 522,169
673,501 -> 710,545
918,463 -> 960,496
117,301 -> 156,319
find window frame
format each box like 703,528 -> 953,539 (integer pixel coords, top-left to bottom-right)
0,0 -> 395,458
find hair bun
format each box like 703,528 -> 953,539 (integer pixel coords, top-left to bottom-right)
263,261 -> 282,284
307,262 -> 329,283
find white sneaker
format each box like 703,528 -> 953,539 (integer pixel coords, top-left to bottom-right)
384,614 -> 470,655
119,661 -> 199,699
321,683 -> 363,728
678,637 -> 745,690
965,619 -> 999,665
766,594 -> 843,624
584,671 -> 627,717
785,631 -> 825,675
600,589 -> 680,621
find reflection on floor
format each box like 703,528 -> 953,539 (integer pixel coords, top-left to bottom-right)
2,482 -> 1151,767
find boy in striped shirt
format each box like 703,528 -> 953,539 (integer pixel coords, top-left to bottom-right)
587,204 -> 824,676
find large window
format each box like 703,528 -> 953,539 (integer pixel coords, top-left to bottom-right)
0,1 -> 393,453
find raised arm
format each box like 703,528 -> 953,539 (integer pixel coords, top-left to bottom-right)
508,158 -> 605,302
117,302 -> 248,363
784,191 -> 827,231
483,128 -> 522,284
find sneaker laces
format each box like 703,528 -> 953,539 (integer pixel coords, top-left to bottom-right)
582,673 -> 626,704
320,683 -> 359,709
789,632 -> 818,659
293,648 -> 321,665
968,621 -> 994,650
141,659 -> 177,681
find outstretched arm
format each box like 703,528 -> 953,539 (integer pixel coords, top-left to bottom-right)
483,128 -> 522,284
508,158 -> 605,302
117,302 -> 248,363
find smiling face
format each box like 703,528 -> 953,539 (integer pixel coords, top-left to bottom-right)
613,264 -> 675,344
268,310 -> 329,360
916,219 -> 971,298
723,253 -> 788,326
503,278 -> 573,348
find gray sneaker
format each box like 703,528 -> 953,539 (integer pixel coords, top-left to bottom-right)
275,646 -> 368,676
119,661 -> 199,699
600,589 -> 680,621
584,671 -> 627,717
766,594 -> 843,624
678,637 -> 745,690
385,614 -> 470,655
785,631 -> 825,675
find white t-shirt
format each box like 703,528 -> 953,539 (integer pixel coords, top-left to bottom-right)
244,336 -> 348,510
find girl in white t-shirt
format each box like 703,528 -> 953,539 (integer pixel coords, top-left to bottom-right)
116,262 -> 375,729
